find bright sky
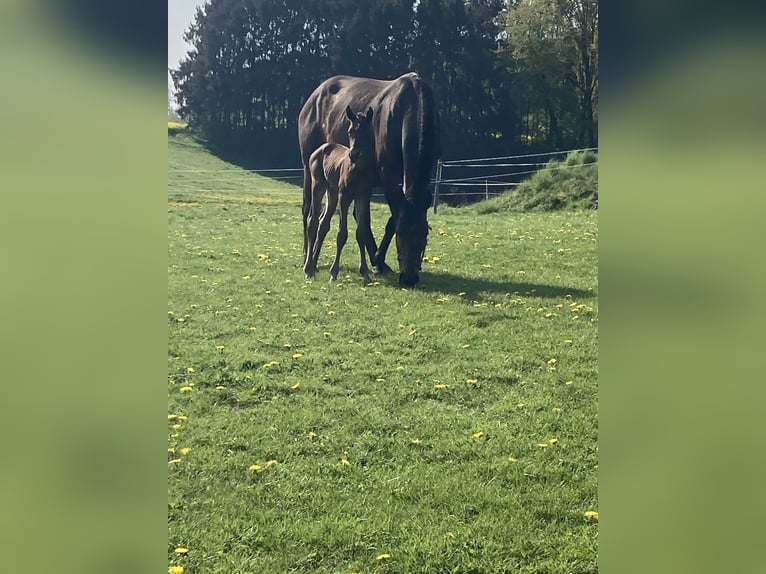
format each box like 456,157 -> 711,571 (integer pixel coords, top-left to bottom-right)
168,1 -> 206,93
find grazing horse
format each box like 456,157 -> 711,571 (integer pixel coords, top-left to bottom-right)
299,72 -> 440,286
304,106 -> 377,281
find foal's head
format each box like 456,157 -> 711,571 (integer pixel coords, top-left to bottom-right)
345,106 -> 374,165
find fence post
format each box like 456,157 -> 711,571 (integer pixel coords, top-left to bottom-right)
433,160 -> 442,214
485,179 -> 489,200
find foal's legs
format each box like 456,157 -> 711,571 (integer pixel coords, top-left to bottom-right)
354,193 -> 374,279
329,191 -> 352,281
304,179 -> 326,278
311,187 -> 338,275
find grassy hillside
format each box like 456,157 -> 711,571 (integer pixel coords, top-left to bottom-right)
167,132 -> 598,574
476,151 -> 598,214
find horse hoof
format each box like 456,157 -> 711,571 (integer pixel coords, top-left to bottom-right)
374,262 -> 393,275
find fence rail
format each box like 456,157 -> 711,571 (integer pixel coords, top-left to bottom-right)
168,147 -> 598,210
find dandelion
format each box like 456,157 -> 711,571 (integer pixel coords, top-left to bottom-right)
447,532 -> 455,539
516,402 -> 526,408
564,339 -> 573,344
167,448 -> 175,454
168,567 -> 184,574
341,458 -> 351,466
215,385 -> 226,390
168,414 -> 178,421
177,317 -> 185,323
434,384 -> 447,390
249,464 -> 262,472
171,424 -> 181,430
548,438 -> 559,445
564,380 -> 573,385
584,510 -> 599,522
537,443 -> 549,448
179,447 -> 191,455
241,275 -> 250,280
547,358 -> 557,365
291,382 -> 300,390
472,431 -> 484,439
410,438 -> 422,445
462,344 -> 471,348
265,460 -> 279,468
376,378 -> 385,382
168,459 -> 182,465
216,345 -> 225,350
466,378 -> 477,384
186,367 -> 195,373
177,415 -> 187,421
174,547 -> 189,554
179,387 -> 193,393
292,353 -> 302,359
507,456 -> 518,463
308,431 -> 318,439
376,553 -> 391,560
395,366 -> 405,372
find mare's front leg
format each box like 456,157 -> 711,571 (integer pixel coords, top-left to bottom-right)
329,192 -> 352,281
373,209 -> 396,275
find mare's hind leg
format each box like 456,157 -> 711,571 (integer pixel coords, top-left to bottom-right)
329,193 -> 352,281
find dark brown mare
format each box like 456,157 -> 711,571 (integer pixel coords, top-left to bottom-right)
298,72 -> 440,286
304,106 -> 377,281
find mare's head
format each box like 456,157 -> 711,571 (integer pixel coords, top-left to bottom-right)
345,106 -> 374,165
395,204 -> 429,287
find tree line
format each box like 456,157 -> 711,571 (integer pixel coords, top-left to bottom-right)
171,0 -> 597,168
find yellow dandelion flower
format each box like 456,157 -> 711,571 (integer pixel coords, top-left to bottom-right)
186,367 -> 195,373
215,385 -> 226,390
291,382 -> 300,390
308,431 -> 318,439
395,366 -> 405,371
179,448 -> 191,455
564,380 -> 573,385
216,345 -> 225,350
410,438 -> 422,445
292,353 -> 302,359
241,275 -> 250,280
168,566 -> 184,574
507,456 -> 518,462
179,386 -> 193,393
328,310 -> 336,315
341,458 -> 351,466
447,531 -> 455,539
434,384 -> 447,389
584,510 -> 599,521
376,378 -> 385,382
167,414 -> 178,420
547,358 -> 557,365
516,402 -> 526,408
466,378 -> 477,384
265,460 -> 279,468
249,464 -> 262,472
177,415 -> 187,421
537,443 -> 549,448
472,431 -> 484,439
548,438 -> 559,445
552,407 -> 562,413
167,448 -> 176,454
174,547 -> 189,554
564,339 -> 573,343
171,424 -> 181,430
376,553 -> 392,560
168,459 -> 182,464
462,344 -> 471,348
177,317 -> 185,322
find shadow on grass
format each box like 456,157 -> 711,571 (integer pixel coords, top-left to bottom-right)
414,270 -> 595,300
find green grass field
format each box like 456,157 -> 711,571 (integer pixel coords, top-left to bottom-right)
168,133 -> 598,574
